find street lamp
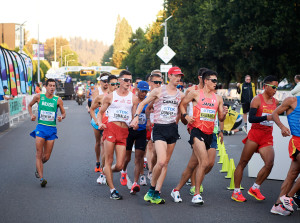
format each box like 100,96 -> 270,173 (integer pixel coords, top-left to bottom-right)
15,21 -> 27,53
60,45 -> 70,67
160,15 -> 172,46
65,53 -> 73,66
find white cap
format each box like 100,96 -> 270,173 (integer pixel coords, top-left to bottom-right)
100,76 -> 108,81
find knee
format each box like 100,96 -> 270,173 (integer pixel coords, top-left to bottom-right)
207,160 -> 214,170
265,161 -> 274,170
238,159 -> 249,168
115,162 -> 125,172
42,155 -> 50,163
157,159 -> 167,168
200,160 -> 209,170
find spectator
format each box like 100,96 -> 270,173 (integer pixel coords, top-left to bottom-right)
35,83 -> 41,93
0,86 -> 14,101
41,83 -> 46,94
237,75 -> 256,132
291,74 -> 300,96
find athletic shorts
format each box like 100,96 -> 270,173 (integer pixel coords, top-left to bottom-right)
30,124 -> 58,141
90,119 -> 104,135
126,129 -> 147,151
242,103 -> 250,114
152,123 -> 180,144
146,124 -> 153,141
288,136 -> 300,161
242,128 -> 273,151
103,122 -> 129,146
88,100 -> 92,108
189,128 -> 212,150
210,133 -> 218,149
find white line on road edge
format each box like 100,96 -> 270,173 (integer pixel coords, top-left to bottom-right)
126,175 -> 133,190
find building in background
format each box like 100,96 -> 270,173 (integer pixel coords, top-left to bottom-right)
0,23 -> 25,50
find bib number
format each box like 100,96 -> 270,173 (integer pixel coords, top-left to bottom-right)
260,113 -> 273,126
113,109 -> 129,121
40,110 -> 55,122
160,105 -> 177,120
200,108 -> 216,122
139,113 -> 146,125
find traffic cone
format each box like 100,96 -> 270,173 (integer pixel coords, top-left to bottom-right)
225,159 -> 235,179
220,154 -> 229,173
227,163 -> 244,190
217,149 -> 226,164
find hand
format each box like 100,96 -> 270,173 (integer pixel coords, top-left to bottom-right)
57,116 -> 63,122
130,116 -> 139,129
280,126 -> 291,137
98,123 -> 107,130
185,115 -> 195,124
219,131 -> 224,144
31,114 -> 36,121
267,115 -> 273,121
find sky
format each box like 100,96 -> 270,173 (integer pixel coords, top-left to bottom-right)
1,0 -> 164,45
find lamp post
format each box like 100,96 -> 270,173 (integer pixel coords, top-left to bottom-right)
16,21 -> 26,53
60,45 -> 70,67
65,53 -> 73,66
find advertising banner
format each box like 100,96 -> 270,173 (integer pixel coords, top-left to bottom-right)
0,102 -> 10,132
32,44 -> 45,60
9,97 -> 23,116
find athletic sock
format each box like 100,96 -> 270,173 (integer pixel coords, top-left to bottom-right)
154,190 -> 159,195
252,183 -> 260,190
110,188 -> 116,193
150,186 -> 155,191
173,188 -> 179,192
120,170 -> 126,174
234,188 -> 241,193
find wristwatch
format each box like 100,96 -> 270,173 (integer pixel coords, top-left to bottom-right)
183,113 -> 188,118
134,114 -> 140,118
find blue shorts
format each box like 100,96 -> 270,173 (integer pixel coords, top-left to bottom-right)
30,124 -> 58,141
210,133 -> 218,149
91,119 -> 103,135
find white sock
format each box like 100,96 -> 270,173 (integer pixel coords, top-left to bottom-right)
234,188 -> 241,193
252,183 -> 260,189
120,170 -> 126,174
144,157 -> 147,162
110,188 -> 116,193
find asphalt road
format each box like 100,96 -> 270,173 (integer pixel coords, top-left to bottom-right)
0,100 -> 298,223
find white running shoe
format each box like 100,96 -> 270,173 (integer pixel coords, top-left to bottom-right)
147,172 -> 152,181
280,195 -> 295,212
97,174 -> 106,185
171,189 -> 182,203
139,175 -> 147,186
192,194 -> 204,205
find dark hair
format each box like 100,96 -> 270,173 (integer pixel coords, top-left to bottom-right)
46,78 -> 56,86
119,70 -> 132,78
145,74 -> 151,81
100,72 -> 111,78
150,74 -> 162,81
3,86 -> 8,90
198,67 -> 209,76
263,75 -> 278,84
202,70 -> 218,85
135,77 -> 142,82
108,75 -> 117,83
295,75 -> 300,81
90,82 -> 94,85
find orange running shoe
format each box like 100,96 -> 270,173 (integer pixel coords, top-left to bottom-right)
95,162 -> 101,172
231,191 -> 247,202
120,172 -> 127,186
130,182 -> 140,195
248,187 -> 265,201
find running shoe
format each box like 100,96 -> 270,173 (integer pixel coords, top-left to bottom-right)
40,178 -> 47,188
35,169 -> 40,178
192,194 -> 204,205
189,186 -> 195,196
171,189 -> 182,203
97,174 -> 106,185
200,184 -> 204,193
130,182 -> 140,195
248,187 -> 265,201
186,178 -> 191,186
270,204 -> 291,216
151,193 -> 165,204
231,191 -> 247,202
139,175 -> 147,186
144,190 -> 154,202
120,172 -> 127,186
110,190 -> 122,200
293,195 -> 300,210
280,195 -> 294,212
147,172 -> 152,181
94,162 -> 101,172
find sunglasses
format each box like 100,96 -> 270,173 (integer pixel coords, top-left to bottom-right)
151,81 -> 162,85
110,82 -> 120,86
208,79 -> 218,83
101,80 -> 108,83
265,84 -> 278,89
140,90 -> 148,93
120,78 -> 132,83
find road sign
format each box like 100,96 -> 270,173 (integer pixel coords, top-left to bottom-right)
156,45 -> 176,64
160,64 -> 172,73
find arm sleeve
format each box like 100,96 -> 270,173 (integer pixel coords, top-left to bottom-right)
248,108 -> 268,123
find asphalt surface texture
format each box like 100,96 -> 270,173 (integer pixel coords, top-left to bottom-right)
0,100 -> 299,223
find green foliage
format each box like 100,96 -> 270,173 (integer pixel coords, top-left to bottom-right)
101,45 -> 113,65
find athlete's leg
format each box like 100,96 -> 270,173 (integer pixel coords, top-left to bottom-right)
234,139 -> 258,188
35,136 -> 46,179
155,143 -> 176,191
206,148 -> 216,174
151,140 -> 167,188
134,150 -> 145,182
104,140 -> 116,190
256,146 -> 274,185
190,169 -> 196,187
93,128 -> 101,163
111,144 -> 126,173
123,150 -> 132,172
287,177 -> 300,197
42,139 -> 55,163
174,151 -> 198,190
146,140 -> 154,171
100,136 -> 105,168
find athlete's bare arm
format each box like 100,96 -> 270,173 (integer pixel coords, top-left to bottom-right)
98,93 -> 113,130
179,90 -> 197,124
28,94 -> 40,121
272,97 -> 295,137
90,95 -> 104,123
249,96 -> 272,122
145,101 -> 154,131
57,98 -> 66,122
217,95 -> 227,122
176,92 -> 185,124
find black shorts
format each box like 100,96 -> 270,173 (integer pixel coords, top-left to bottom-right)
189,128 -> 212,150
152,123 -> 180,144
88,100 -> 92,108
242,103 -> 250,114
126,128 -> 147,151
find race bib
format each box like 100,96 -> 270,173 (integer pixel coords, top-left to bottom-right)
40,110 -> 55,122
113,109 -> 129,121
260,113 -> 273,126
160,104 -> 177,120
200,108 -> 216,122
139,113 -> 146,125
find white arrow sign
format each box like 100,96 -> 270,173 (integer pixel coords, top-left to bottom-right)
156,45 -> 176,64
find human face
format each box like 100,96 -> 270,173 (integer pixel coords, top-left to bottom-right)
245,76 -> 251,83
46,81 -> 56,95
150,76 -> 162,90
204,75 -> 217,91
168,73 -> 183,86
118,75 -> 132,90
137,89 -> 148,100
265,81 -> 278,96
135,79 -> 142,88
101,78 -> 109,90
108,79 -> 118,92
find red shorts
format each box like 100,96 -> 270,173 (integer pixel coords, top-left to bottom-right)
242,128 -> 273,151
103,122 -> 129,146
146,124 -> 154,141
288,136 -> 300,161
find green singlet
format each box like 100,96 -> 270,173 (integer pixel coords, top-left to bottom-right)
38,94 -> 59,127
